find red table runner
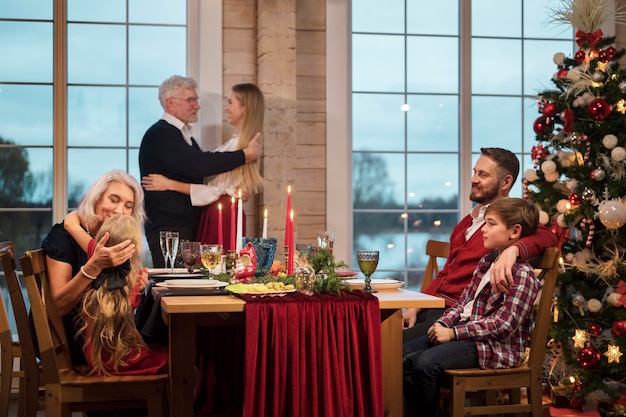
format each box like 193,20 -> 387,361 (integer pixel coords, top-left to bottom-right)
242,290 -> 384,417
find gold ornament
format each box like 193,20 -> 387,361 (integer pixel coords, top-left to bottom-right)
572,329 -> 588,348
604,344 -> 623,364
615,99 -> 626,114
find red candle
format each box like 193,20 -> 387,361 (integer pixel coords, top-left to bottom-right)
284,185 -> 291,247
230,196 -> 236,251
287,210 -> 295,275
217,203 -> 223,247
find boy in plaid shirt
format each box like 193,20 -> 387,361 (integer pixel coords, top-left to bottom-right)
403,198 -> 541,417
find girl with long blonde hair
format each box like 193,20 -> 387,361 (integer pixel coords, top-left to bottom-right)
77,215 -> 168,375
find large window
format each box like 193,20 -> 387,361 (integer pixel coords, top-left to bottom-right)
351,0 -> 573,290
0,0 -> 187,258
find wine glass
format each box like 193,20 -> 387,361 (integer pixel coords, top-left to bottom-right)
159,231 -> 169,269
356,250 -> 379,293
180,241 -> 201,274
165,231 -> 180,273
200,244 -> 223,279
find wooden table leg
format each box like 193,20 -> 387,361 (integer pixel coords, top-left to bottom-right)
169,313 -> 197,417
380,309 -> 403,417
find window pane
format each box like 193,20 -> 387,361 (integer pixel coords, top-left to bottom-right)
0,0 -> 52,19
129,26 -> 186,85
472,39 -> 522,95
0,212 -> 53,259
68,0 -> 126,22
407,1 -> 458,36
0,85 -> 53,146
67,149 -> 131,205
524,39 -> 574,96
524,0 -> 573,39
68,86 -> 127,147
353,34 -> 405,92
129,149 -> 140,181
472,0 -> 521,37
352,0 -> 404,34
67,23 -> 126,84
407,95 -> 459,152
0,21 -> 52,82
129,0 -> 186,24
353,93 -> 405,152
129,87 -> 161,147
353,153 -> 405,208
523,96 -> 541,153
407,36 -> 458,93
24,148 -> 54,205
353,212 -> 406,270
472,96 -> 523,153
407,154 -> 459,209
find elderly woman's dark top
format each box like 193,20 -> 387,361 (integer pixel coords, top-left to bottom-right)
40,222 -> 88,365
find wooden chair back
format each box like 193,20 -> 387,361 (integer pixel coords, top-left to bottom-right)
20,249 -> 169,417
444,247 -> 560,417
420,240 -> 450,292
0,244 -> 44,417
0,241 -> 19,417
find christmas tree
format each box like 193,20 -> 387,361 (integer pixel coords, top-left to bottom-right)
525,0 -> 626,413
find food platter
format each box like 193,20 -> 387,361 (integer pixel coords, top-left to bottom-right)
344,278 -> 404,291
155,279 -> 228,289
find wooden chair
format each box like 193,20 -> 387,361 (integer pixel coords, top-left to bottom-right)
444,247 -> 560,417
420,240 -> 450,292
0,241 -> 20,417
0,244 -> 45,417
20,249 -> 169,417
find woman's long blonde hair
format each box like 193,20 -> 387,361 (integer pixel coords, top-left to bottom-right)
220,83 -> 265,194
77,215 -> 146,375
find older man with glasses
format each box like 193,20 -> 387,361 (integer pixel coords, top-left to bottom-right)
139,74 -> 263,268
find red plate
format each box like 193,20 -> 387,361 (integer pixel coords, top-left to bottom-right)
336,271 -> 359,278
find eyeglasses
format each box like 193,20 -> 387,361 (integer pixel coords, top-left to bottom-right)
168,96 -> 201,104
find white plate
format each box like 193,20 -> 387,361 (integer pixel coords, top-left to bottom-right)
155,279 -> 228,289
345,278 -> 404,291
151,273 -> 205,279
147,268 -> 196,275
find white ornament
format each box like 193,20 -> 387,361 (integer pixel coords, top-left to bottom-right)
603,134 -> 618,149
557,199 -> 571,213
611,146 -> 626,162
545,170 -> 560,182
565,252 -> 575,262
567,68 -> 582,81
553,52 -> 566,65
566,178 -> 579,191
587,298 -> 602,313
598,200 -> 626,229
541,160 -> 557,174
524,169 -> 538,182
592,167 -> 606,181
557,214 -> 567,227
608,292 -> 621,306
539,210 -> 550,225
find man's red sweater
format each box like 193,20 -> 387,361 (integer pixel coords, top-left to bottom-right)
422,214 -> 559,307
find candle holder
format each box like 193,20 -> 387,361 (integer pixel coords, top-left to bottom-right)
284,246 -> 289,267
224,250 -> 238,277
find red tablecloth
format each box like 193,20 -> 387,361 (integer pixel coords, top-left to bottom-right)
241,290 -> 384,417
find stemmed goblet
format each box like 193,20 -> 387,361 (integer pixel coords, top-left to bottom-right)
159,231 -> 169,269
180,241 -> 201,274
165,231 -> 179,273
200,244 -> 223,279
356,250 -> 379,293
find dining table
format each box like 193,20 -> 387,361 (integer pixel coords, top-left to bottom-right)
154,287 -> 444,417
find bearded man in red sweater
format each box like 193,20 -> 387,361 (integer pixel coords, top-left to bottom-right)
402,147 -> 558,343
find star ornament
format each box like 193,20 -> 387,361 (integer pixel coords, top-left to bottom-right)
604,344 -> 623,364
615,99 -> 626,114
572,329 -> 588,348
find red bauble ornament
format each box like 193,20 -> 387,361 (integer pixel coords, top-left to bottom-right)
588,98 -> 612,121
612,320 -> 626,336
588,323 -> 602,336
598,49 -> 609,62
557,68 -> 569,78
607,46 -> 617,60
575,50 -> 587,62
543,102 -> 558,117
562,108 -> 575,133
578,346 -> 601,369
533,116 -> 554,135
570,380 -> 586,409
568,193 -> 581,206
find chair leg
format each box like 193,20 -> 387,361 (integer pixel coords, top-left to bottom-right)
449,377 -> 466,417
0,352 -> 12,417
